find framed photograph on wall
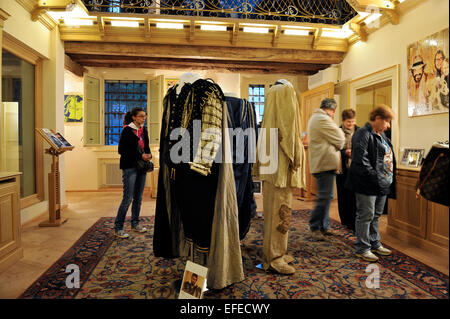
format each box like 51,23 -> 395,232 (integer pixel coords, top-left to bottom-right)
401,148 -> 425,167
407,28 -> 449,117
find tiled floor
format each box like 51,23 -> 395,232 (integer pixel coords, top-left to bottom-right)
0,190 -> 448,299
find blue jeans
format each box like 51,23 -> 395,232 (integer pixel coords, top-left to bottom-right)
354,193 -> 387,254
114,168 -> 147,231
309,171 -> 335,232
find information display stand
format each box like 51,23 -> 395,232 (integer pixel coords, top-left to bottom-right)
36,128 -> 74,227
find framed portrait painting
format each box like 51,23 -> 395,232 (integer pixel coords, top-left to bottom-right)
407,28 -> 449,117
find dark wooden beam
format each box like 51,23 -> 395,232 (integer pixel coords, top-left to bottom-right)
64,41 -> 345,65
67,53 -> 329,75
64,54 -> 86,77
77,60 -> 319,75
68,54 -> 330,71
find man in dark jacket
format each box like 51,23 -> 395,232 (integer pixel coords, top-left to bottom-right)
345,105 -> 396,262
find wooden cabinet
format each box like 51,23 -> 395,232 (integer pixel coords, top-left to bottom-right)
0,172 -> 22,273
388,167 -> 449,256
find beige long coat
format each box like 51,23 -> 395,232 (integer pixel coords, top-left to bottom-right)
307,108 -> 345,174
253,82 -> 306,188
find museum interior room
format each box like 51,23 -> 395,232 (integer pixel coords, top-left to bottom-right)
0,0 -> 448,300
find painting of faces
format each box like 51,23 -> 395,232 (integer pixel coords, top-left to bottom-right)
407,28 -> 449,117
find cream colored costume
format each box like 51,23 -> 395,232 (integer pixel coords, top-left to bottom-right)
253,79 -> 306,274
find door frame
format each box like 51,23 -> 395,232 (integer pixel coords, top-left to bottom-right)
348,65 -> 400,156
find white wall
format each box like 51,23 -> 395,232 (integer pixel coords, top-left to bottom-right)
63,68 -> 308,190
64,68 -> 243,191
64,71 -> 99,190
1,1 -> 67,224
340,0 -> 449,153
0,0 -> 51,58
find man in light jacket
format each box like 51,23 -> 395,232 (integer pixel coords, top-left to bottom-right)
307,98 -> 345,241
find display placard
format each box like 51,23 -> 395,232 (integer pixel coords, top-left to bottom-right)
253,180 -> 262,194
36,128 -> 74,151
178,261 -> 208,299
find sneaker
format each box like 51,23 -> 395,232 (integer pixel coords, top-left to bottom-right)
321,229 -> 338,236
355,250 -> 379,262
114,229 -> 129,239
311,230 -> 326,241
371,245 -> 392,256
131,225 -> 148,233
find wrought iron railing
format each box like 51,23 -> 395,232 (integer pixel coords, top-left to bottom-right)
82,0 -> 357,25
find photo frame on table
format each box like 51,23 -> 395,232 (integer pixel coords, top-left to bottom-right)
401,148 -> 425,167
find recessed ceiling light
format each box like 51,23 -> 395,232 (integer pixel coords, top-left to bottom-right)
284,29 -> 310,36
111,20 -> 140,28
156,22 -> 184,29
200,24 -> 227,31
243,27 -> 269,34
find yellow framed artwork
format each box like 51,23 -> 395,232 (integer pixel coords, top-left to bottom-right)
64,93 -> 83,122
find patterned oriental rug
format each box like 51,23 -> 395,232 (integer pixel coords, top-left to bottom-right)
20,210 -> 448,299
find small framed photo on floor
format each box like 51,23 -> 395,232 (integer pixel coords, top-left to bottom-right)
401,148 -> 425,167
253,181 -> 262,194
178,261 -> 208,299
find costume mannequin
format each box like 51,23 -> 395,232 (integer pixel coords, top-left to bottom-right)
253,79 -> 306,275
154,75 -> 244,289
224,92 -> 238,98
176,72 -> 202,95
224,92 -> 258,240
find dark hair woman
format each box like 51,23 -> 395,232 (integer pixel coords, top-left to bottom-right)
114,107 -> 152,238
336,108 -> 359,232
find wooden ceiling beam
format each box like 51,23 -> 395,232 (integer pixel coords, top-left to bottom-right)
312,28 -> 322,50
79,61 -> 317,75
189,20 -> 195,42
64,54 -> 87,77
349,23 -> 367,42
97,16 -> 104,36
272,25 -> 281,48
346,0 -> 396,11
232,22 -> 239,45
68,54 -> 330,72
64,41 -> 345,65
144,17 -> 150,38
384,8 -> 399,25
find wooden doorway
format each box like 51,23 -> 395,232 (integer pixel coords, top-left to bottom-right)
296,82 -> 335,199
349,65 -> 400,156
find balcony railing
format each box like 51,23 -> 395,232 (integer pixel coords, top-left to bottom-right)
82,0 -> 357,25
